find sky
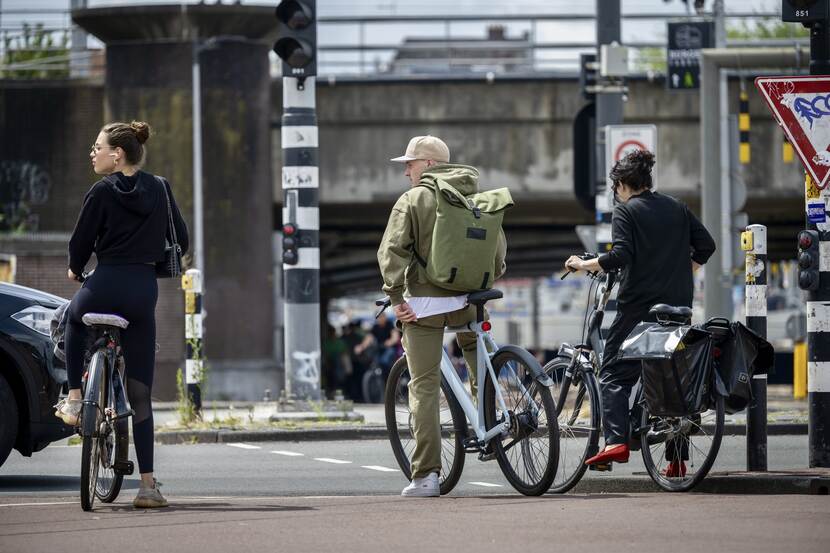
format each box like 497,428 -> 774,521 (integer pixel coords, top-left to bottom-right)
0,1 -> 794,74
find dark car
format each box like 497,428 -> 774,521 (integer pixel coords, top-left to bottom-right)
0,282 -> 73,468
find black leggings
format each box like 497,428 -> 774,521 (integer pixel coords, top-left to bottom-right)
65,264 -> 158,474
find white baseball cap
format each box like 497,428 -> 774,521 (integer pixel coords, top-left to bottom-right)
390,135 -> 450,163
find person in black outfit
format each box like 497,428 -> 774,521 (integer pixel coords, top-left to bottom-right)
565,150 -> 715,473
54,121 -> 189,509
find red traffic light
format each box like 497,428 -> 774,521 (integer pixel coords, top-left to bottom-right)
799,232 -> 813,250
283,224 -> 296,236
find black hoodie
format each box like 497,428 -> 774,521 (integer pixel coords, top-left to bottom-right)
68,171 -> 189,276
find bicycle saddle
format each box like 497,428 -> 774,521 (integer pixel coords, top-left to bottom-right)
82,313 -> 129,329
467,289 -> 503,305
648,304 -> 692,324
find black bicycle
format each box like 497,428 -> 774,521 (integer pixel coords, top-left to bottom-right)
545,255 -> 724,493
78,311 -> 134,511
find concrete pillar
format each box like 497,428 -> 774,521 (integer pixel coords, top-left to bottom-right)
72,4 -> 279,400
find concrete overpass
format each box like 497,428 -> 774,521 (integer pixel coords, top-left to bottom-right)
274,76 -> 804,296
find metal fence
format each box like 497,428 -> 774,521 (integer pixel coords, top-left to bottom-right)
0,2 -> 805,79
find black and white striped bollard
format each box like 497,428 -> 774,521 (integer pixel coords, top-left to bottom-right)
743,224 -> 767,471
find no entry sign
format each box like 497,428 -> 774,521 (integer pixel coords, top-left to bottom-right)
756,76 -> 830,189
604,124 -> 658,188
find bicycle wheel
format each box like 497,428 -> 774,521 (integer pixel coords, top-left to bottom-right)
484,347 -> 559,496
544,355 -> 601,494
640,394 -> 725,492
362,366 -> 385,404
384,355 -> 466,495
80,351 -> 106,511
95,416 -> 125,503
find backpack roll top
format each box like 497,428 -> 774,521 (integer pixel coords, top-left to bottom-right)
424,178 -> 513,292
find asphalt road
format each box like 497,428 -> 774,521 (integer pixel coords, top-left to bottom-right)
0,437 -> 827,553
0,435 -> 815,498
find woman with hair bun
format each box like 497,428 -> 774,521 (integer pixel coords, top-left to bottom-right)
54,121 -> 189,508
565,149 -> 716,476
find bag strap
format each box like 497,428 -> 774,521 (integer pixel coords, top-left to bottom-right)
155,176 -> 179,249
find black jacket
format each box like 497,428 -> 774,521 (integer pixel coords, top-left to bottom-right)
68,171 -> 189,276
597,190 -> 715,311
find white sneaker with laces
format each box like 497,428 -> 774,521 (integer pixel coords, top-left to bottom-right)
401,472 -> 439,497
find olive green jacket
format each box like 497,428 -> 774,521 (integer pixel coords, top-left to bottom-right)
377,164 -> 507,306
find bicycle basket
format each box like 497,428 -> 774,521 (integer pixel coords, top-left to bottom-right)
619,322 -> 713,417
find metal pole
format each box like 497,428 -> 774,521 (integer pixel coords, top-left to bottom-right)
701,47 -> 808,320
192,41 -> 205,279
808,20 -> 830,468
744,224 -> 767,471
282,75 -> 321,400
69,0 -> 89,78
183,269 -> 203,415
595,0 -> 623,253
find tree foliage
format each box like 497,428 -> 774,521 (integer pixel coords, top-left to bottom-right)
1,23 -> 69,79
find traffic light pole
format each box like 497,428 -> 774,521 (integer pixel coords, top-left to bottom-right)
807,18 -> 830,469
594,0 -> 623,253
281,76 -> 321,401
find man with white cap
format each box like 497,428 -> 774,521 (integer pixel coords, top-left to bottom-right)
378,135 -> 506,497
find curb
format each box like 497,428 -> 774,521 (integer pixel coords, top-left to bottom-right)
568,471 -> 830,495
155,426 -> 389,444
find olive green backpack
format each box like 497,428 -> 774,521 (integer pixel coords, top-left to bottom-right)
416,178 -> 513,292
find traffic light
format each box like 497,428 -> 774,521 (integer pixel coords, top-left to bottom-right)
798,230 -> 820,291
273,0 -> 317,77
283,223 -> 299,265
782,1 -> 828,23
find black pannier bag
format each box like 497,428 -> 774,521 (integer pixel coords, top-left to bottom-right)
705,318 -> 775,414
619,322 -> 713,417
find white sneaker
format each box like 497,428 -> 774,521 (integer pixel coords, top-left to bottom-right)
401,472 -> 440,497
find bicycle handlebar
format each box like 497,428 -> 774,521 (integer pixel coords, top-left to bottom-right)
560,252 -> 600,280
374,296 -> 392,319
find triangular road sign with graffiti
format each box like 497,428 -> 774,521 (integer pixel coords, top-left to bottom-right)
756,76 -> 830,189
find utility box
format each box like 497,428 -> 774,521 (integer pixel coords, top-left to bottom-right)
600,42 -> 628,77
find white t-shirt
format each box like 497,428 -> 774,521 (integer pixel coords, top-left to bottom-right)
406,295 -> 468,319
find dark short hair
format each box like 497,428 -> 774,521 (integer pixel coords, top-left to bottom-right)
609,149 -> 655,192
101,121 -> 151,165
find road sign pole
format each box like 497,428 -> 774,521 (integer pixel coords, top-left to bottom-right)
595,0 -> 622,253
808,20 -> 830,469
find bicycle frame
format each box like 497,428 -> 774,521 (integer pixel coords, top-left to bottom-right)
440,321 -> 522,445
81,330 -> 131,439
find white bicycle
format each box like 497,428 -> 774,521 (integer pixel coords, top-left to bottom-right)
382,289 -> 560,496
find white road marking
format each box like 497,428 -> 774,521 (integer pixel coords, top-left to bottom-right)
271,450 -> 305,457
468,481 -> 503,488
361,465 -> 398,472
0,501 -> 76,507
226,443 -> 261,450
314,457 -> 352,464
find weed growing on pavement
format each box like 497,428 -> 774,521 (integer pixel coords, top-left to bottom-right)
175,368 -> 198,426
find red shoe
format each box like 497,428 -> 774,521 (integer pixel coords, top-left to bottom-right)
662,461 -> 687,478
585,444 -> 630,466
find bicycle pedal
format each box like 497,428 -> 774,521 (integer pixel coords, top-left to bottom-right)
112,409 -> 134,421
589,462 -> 613,472
113,459 -> 134,475
478,451 -> 496,462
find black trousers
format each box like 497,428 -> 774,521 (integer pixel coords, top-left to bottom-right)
65,264 -> 158,474
599,308 -> 649,446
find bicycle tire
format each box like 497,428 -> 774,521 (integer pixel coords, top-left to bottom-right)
362,367 -> 385,404
384,355 -> 466,495
640,394 -> 725,492
484,347 -> 559,496
80,351 -> 106,511
544,355 -> 601,494
96,417 -> 125,503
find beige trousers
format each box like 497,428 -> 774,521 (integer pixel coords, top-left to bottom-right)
401,304 -> 481,479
